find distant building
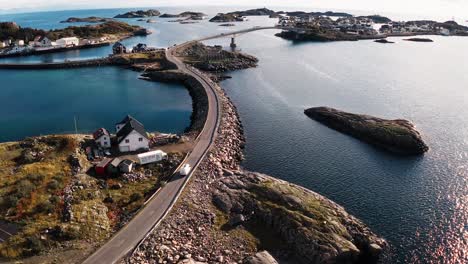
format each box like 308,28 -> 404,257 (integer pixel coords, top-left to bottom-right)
113,42 -> 126,54
33,36 -> 52,47
0,41 -> 8,48
132,43 -> 148,53
107,158 -> 122,175
119,159 -> 134,173
14,40 -> 24,46
93,128 -> 111,149
96,158 -> 112,176
56,37 -> 79,47
115,115 -> 150,152
440,27 -> 450,36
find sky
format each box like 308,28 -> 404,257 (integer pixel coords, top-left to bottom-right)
0,0 -> 467,19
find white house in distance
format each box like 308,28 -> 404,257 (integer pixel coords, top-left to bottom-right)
116,115 -> 150,152
14,40 -> 24,46
33,36 -> 53,47
93,128 -> 111,149
56,37 -> 79,47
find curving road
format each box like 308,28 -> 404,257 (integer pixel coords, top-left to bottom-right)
82,26 -> 282,264
82,39 -> 222,264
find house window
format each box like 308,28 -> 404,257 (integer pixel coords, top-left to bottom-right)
139,138 -> 143,142
125,139 -> 130,143
104,142 -> 108,146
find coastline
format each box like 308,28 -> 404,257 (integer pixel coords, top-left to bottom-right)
0,38 -> 388,263
128,54 -> 387,263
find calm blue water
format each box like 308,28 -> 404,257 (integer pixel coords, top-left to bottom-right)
0,67 -> 192,141
1,8 -> 467,263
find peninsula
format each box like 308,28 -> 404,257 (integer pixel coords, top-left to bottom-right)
114,9 -> 161,18
304,107 -> 429,155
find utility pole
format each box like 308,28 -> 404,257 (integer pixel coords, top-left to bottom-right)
74,116 -> 78,135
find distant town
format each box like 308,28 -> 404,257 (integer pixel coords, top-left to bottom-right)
0,21 -> 150,57
1,8 -> 468,57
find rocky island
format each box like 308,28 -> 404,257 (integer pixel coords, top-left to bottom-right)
404,37 -> 434,42
60,16 -> 114,23
114,9 -> 161,18
160,11 -> 207,20
179,42 -> 258,72
375,39 -> 395,44
209,8 -> 275,22
304,107 -> 429,155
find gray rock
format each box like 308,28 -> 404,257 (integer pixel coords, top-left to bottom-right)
244,251 -> 278,264
228,214 -> 245,226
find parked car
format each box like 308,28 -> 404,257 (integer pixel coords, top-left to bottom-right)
180,164 -> 191,176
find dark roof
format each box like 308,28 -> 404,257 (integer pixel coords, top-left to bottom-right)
116,115 -> 143,126
97,158 -> 112,168
93,128 -> 110,140
113,42 -> 126,48
116,116 -> 149,143
119,159 -> 134,167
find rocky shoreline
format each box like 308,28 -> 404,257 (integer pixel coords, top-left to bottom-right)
305,107 -> 429,155
127,57 -> 387,263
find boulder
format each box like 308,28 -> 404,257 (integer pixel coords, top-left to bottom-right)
304,107 -> 429,155
244,251 -> 279,264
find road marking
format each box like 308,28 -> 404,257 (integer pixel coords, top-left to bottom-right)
0,227 -> 13,236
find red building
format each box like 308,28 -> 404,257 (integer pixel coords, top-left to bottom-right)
95,158 -> 112,176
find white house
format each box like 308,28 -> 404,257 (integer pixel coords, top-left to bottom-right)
56,37 -> 79,47
116,115 -> 150,152
93,128 -> 111,149
33,36 -> 53,47
0,41 -> 8,48
440,27 -> 450,36
14,40 -> 24,46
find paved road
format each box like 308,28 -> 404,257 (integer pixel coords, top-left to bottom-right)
83,26 -> 283,264
82,39 -> 221,264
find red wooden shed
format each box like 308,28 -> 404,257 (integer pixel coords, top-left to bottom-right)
95,158 -> 112,176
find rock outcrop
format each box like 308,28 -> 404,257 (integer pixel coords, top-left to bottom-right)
403,38 -> 434,42
179,42 -> 258,72
114,9 -> 161,18
244,251 -> 279,264
375,39 -> 395,44
60,17 -> 114,23
276,29 -> 383,42
210,8 -> 275,22
213,172 -> 387,264
304,107 -> 429,155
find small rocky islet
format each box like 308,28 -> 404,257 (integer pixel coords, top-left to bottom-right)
60,16 -> 114,23
114,9 -> 161,18
404,37 -> 434,42
304,107 -> 429,155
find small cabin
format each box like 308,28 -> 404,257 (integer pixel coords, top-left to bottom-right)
119,159 -> 134,173
107,158 -> 122,175
96,158 -> 112,175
